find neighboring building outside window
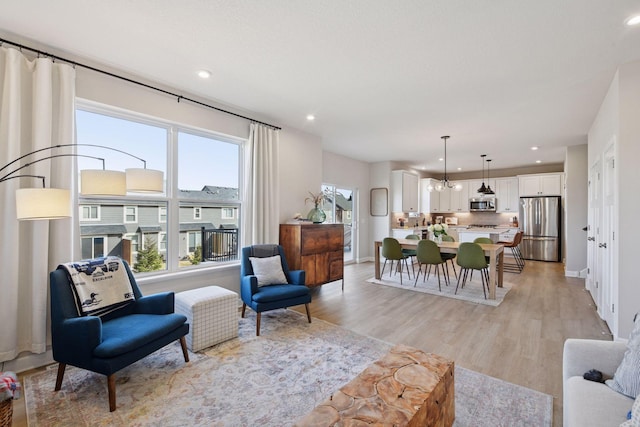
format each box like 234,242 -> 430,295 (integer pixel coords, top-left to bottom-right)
221,207 -> 234,219
193,207 -> 202,220
125,233 -> 140,254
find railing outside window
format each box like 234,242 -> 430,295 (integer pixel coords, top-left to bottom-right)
201,227 -> 238,262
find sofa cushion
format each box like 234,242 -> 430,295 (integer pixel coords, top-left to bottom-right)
249,255 -> 288,286
565,376 -> 632,427
608,315 -> 640,398
94,313 -> 187,358
252,284 -> 309,303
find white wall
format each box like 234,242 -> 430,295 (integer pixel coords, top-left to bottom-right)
323,151 -> 370,261
588,59 -> 640,339
279,128 -> 323,223
617,60 -> 640,338
564,144 -> 588,276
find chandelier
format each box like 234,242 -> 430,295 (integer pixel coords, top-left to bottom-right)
428,136 -> 462,192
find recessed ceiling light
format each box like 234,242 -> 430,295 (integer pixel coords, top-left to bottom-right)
306,114 -> 315,121
438,158 -> 444,162
457,167 -> 462,171
626,15 -> 640,26
531,146 -> 539,151
535,160 -> 542,164
197,70 -> 212,79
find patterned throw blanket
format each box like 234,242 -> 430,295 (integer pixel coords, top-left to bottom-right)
59,256 -> 135,317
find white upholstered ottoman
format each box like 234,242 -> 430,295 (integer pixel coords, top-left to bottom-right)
175,286 -> 238,352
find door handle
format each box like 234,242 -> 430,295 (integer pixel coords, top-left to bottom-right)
587,237 -> 595,241
599,243 -> 607,248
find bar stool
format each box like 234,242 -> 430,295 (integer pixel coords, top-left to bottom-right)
498,231 -> 525,273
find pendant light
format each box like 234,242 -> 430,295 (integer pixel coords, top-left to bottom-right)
477,154 -> 487,194
484,159 -> 495,195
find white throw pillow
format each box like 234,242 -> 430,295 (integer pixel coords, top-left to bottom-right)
249,255 -> 288,286
608,314 -> 640,399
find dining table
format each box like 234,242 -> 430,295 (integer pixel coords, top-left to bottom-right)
374,238 -> 505,300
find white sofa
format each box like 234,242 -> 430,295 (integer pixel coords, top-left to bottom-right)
563,338 -> 633,426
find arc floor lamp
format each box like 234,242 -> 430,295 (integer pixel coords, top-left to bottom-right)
0,144 -> 164,220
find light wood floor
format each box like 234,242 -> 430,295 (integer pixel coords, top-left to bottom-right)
293,260 -> 610,427
11,260 -> 609,426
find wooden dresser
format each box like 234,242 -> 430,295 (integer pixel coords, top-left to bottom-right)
279,223 -> 344,288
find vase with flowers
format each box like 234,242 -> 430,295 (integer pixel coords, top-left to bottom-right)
305,191 -> 327,223
427,223 -> 448,243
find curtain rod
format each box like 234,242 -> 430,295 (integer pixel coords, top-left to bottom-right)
0,37 -> 281,130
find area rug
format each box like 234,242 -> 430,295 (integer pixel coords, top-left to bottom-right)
24,310 -> 550,426
367,266 -> 512,306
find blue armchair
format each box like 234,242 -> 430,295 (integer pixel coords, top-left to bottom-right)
50,260 -> 189,412
240,244 -> 312,336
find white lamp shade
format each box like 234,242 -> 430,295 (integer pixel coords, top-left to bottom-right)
126,168 -> 164,193
15,188 -> 71,220
81,169 -> 126,196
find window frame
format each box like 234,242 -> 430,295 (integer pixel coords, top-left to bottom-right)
81,235 -> 107,258
221,207 -> 234,219
124,206 -> 138,224
80,204 -> 100,221
158,206 -> 167,223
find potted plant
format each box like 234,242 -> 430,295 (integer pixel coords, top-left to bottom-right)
305,190 -> 327,223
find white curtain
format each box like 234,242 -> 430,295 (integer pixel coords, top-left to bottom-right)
242,123 -> 279,245
0,47 -> 78,362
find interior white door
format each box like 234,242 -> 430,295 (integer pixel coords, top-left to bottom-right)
586,160 -> 600,302
601,143 -> 617,332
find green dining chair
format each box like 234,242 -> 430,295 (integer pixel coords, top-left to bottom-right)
381,237 -> 412,285
402,234 -> 420,277
440,235 -> 457,279
455,242 -> 489,299
414,239 -> 448,291
473,236 -> 494,268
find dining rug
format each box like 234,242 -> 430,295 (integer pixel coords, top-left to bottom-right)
24,310 -> 550,426
367,264 -> 512,306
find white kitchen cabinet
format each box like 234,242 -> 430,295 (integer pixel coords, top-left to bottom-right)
391,170 -> 419,212
426,181 -> 468,213
518,173 -> 563,196
420,178 -> 441,213
495,177 -> 519,213
449,181 -> 469,212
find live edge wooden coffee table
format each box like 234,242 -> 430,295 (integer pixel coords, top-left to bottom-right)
295,344 -> 455,427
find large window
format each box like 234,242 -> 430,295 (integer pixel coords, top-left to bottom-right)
76,103 -> 242,273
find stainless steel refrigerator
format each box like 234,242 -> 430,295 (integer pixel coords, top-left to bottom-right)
518,196 -> 561,262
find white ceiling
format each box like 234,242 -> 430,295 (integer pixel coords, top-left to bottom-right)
1,1 -> 639,174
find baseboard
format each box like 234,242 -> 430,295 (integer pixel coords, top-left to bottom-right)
565,268 -> 588,278
3,348 -> 54,374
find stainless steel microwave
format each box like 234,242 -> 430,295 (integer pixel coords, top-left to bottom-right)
469,197 -> 496,212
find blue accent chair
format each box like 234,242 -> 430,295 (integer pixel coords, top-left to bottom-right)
50,260 -> 189,412
240,244 -> 312,336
